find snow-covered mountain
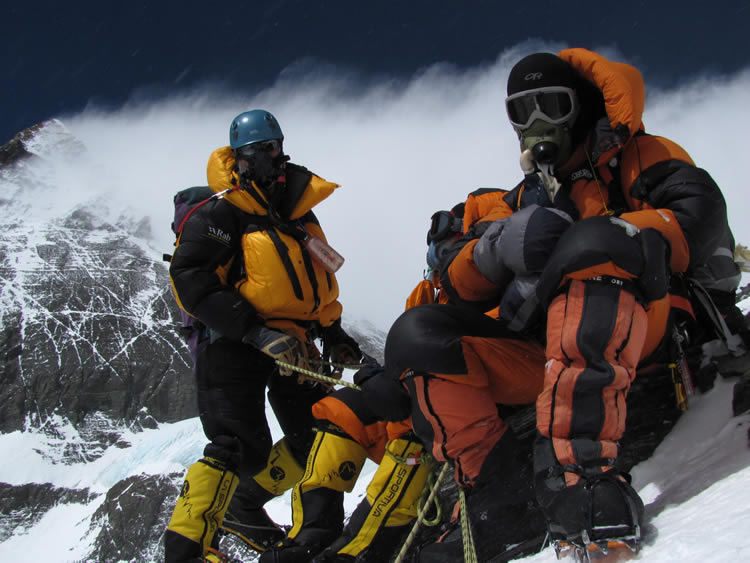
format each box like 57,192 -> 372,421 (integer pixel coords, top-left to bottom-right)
1,102 -> 750,562
0,121 -> 199,561
0,121 -> 197,435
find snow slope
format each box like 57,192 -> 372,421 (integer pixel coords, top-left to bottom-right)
523,375 -> 750,562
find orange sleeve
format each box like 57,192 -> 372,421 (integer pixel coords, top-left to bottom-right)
619,209 -> 690,273
463,189 -> 514,231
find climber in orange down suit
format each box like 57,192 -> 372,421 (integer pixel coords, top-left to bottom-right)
378,48 -> 740,561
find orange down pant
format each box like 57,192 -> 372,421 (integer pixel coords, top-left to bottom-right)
536,278 -> 652,485
387,278 -> 667,488
385,304 -> 547,486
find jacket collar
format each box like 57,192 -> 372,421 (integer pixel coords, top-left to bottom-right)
205,146 -> 339,219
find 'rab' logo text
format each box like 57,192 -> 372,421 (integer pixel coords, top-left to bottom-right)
206,226 -> 231,245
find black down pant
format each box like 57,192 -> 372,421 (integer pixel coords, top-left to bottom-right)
196,337 -> 328,475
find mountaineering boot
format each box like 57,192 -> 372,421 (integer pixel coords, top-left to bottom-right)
164,455 -> 240,562
313,434 -> 432,562
417,429 -> 547,562
222,437 -> 305,552
222,476 -> 287,552
259,427 -> 368,562
252,437 -> 307,497
534,437 -> 645,553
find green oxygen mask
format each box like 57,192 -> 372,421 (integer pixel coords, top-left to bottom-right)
518,119 -> 573,168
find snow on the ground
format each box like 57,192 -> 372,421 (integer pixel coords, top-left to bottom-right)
520,375 -> 750,561
0,379 -> 379,561
0,369 -> 748,561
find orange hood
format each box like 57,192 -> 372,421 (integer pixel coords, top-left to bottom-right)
558,48 -> 646,141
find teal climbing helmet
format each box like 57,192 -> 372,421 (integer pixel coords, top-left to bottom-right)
229,109 -> 284,150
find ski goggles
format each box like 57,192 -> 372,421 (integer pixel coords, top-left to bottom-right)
427,210 -> 462,244
505,86 -> 578,130
234,139 -> 282,159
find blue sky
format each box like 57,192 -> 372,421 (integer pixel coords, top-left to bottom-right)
2,0 -> 748,144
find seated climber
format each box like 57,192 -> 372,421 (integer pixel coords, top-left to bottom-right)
375,48 -> 742,561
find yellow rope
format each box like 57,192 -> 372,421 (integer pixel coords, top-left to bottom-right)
416,465 -> 443,527
384,446 -> 431,466
584,148 -> 614,216
394,463 -> 450,563
459,487 -> 479,563
384,448 -> 442,526
307,357 -> 364,371
273,359 -> 362,390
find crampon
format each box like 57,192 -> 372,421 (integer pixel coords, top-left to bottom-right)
218,519 -> 290,554
216,526 -> 288,562
204,546 -> 243,563
553,527 -> 640,562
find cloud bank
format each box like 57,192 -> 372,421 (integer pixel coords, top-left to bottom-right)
52,44 -> 750,331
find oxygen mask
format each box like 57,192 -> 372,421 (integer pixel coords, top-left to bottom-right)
235,139 -> 290,196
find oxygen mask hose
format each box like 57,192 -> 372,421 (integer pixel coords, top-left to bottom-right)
520,149 -> 561,202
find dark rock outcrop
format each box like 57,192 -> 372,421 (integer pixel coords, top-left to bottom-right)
87,473 -> 183,562
0,211 -> 197,436
0,126 -> 36,167
0,481 -> 96,542
734,374 -> 750,416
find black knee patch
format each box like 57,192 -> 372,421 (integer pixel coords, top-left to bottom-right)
203,434 -> 242,470
385,304 -> 514,376
637,227 -> 670,301
536,217 -> 669,305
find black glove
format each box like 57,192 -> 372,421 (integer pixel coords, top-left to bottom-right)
353,363 -> 384,386
353,364 -> 412,422
322,320 -> 362,365
242,326 -> 308,376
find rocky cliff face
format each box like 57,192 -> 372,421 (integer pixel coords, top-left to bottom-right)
86,472 -> 184,562
0,121 -> 197,438
0,121 -> 199,560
